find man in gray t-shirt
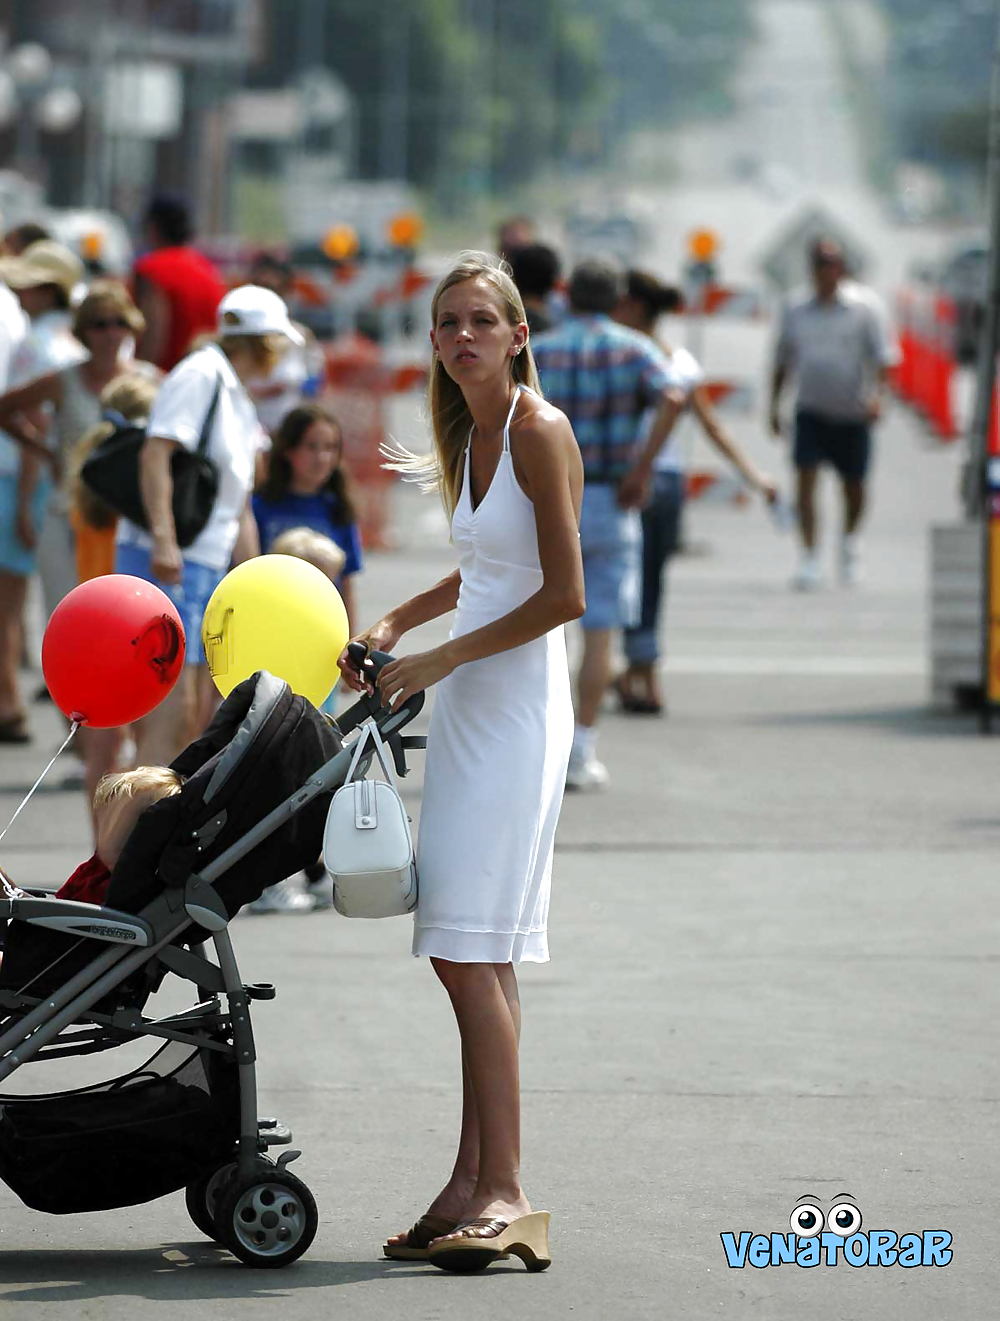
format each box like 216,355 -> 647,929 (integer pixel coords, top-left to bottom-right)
770,237 -> 899,589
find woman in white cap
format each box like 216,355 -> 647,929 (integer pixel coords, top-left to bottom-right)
115,284 -> 304,766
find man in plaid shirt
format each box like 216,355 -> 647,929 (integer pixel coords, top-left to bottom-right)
533,259 -> 683,790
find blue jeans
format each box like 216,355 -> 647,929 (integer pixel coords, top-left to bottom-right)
115,542 -> 225,666
579,483 -> 641,632
624,470 -> 685,665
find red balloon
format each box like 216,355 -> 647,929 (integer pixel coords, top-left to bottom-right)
42,575 -> 186,727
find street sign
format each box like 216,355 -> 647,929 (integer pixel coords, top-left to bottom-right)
757,204 -> 871,292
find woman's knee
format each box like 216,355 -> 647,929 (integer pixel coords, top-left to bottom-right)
431,958 -> 499,998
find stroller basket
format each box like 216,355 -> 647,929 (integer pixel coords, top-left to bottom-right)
0,1039 -> 238,1214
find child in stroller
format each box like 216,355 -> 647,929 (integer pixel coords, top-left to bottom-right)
0,766 -> 185,966
0,650 -> 424,1268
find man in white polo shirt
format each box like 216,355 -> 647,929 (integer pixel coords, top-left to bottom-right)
770,237 -> 899,589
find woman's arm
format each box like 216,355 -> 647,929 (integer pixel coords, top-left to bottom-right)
691,386 -> 777,501
230,498 -> 260,566
617,387 -> 685,509
338,570 -> 462,692
377,411 -> 585,708
0,373 -> 62,470
0,371 -> 61,426
139,435 -> 184,584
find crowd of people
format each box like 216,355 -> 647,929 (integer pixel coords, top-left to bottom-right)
0,194 -> 363,920
0,197 -> 896,900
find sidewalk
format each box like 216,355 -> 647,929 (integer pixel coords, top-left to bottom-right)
0,403 -> 996,1319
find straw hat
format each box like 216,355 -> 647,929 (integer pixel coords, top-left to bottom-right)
0,240 -> 85,301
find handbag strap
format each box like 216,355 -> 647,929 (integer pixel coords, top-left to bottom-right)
345,718 -> 400,792
196,367 -> 225,459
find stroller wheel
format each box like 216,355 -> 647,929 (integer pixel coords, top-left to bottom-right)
186,1153 -> 276,1242
185,1159 -> 238,1241
217,1161 -> 318,1268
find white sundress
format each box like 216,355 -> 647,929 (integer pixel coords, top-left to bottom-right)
413,386 -> 574,963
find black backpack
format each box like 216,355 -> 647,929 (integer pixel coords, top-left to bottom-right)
80,373 -> 222,548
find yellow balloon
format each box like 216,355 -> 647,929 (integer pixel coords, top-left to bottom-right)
201,555 -> 349,707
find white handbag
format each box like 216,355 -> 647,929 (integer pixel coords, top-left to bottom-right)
323,717 -> 418,919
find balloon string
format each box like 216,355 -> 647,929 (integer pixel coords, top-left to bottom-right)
0,722 -> 81,893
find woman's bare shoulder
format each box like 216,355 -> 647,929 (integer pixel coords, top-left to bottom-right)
512,395 -> 579,465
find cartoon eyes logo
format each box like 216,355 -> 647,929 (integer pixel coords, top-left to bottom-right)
790,1196 -> 863,1237
828,1201 -> 863,1236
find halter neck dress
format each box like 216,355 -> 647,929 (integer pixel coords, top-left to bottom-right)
413,386 -> 573,963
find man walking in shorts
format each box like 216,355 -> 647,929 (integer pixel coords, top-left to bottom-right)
533,259 -> 682,790
770,237 -> 899,589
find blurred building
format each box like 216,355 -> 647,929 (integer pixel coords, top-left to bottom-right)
0,0 -> 265,229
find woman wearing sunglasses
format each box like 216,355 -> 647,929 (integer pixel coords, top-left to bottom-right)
0,278 -> 157,619
0,274 -> 157,746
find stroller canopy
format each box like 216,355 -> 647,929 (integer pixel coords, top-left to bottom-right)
106,671 -> 343,919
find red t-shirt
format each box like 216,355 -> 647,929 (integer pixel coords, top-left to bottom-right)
133,245 -> 227,372
55,852 -> 112,907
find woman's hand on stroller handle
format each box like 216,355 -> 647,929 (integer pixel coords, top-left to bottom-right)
376,645 -> 454,710
338,622 -> 400,694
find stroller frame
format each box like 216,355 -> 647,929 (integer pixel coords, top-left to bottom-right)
0,657 -> 423,1265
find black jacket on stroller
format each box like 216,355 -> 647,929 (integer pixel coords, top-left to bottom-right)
0,672 -> 342,999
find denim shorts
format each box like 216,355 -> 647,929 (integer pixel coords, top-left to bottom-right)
578,482 -> 641,632
0,474 -> 51,577
115,542 -> 225,666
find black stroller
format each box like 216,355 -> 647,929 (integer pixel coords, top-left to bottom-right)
0,647 -> 424,1268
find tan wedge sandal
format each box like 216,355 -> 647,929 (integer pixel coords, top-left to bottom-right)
383,1213 -> 458,1261
426,1210 -> 551,1274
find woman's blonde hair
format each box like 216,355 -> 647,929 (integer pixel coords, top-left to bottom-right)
69,371 -> 161,528
93,765 -> 184,810
72,278 -> 145,343
384,251 -> 542,515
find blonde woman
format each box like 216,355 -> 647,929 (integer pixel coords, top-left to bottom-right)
116,285 -> 300,765
339,252 -> 584,1273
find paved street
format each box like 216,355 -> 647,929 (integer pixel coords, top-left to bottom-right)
1,395 -> 997,1318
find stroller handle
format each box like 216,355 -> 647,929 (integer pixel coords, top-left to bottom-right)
336,646 -> 425,736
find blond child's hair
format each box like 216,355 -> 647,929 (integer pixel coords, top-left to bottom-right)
270,525 -> 347,582
70,371 -> 162,529
93,766 -> 185,810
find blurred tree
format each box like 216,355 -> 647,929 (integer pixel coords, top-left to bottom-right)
249,0 -> 753,197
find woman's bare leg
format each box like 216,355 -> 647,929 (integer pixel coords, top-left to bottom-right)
430,959 -> 531,1231
385,977 -> 482,1248
0,569 -> 28,725
131,667 -> 198,767
495,961 -> 521,1042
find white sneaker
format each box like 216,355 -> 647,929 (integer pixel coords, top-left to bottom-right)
566,752 -> 610,791
245,878 -> 315,915
840,538 -> 864,586
792,552 -> 822,591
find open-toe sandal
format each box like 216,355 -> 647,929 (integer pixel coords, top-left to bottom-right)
427,1211 -> 551,1274
383,1213 -> 458,1261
